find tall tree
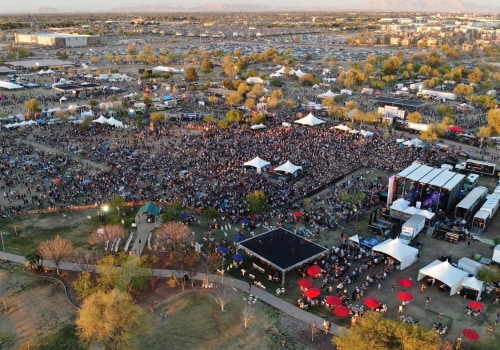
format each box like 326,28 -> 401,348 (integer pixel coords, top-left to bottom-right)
247,190 -> 272,215
155,222 -> 193,259
184,67 -> 199,82
37,235 -> 73,275
333,312 -> 441,350
76,289 -> 151,350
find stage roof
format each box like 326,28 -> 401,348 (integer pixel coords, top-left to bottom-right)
237,228 -> 328,272
372,97 -> 428,109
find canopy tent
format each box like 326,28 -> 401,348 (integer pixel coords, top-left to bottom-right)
317,89 -> 340,99
274,160 -> 302,177
418,260 -> 469,296
372,238 -> 419,270
333,124 -> 351,131
461,276 -> 484,301
152,66 -> 184,73
107,117 -> 124,128
250,123 -> 267,130
243,156 -> 270,174
93,115 -> 108,124
349,234 -> 360,244
360,130 -> 374,137
294,113 -> 325,126
492,245 -> 500,263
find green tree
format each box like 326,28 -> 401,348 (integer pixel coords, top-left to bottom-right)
72,270 -> 98,301
24,98 -> 40,116
247,190 -> 272,215
382,56 -> 403,76
226,109 -> 243,123
406,112 -> 423,123
487,109 -> 500,133
76,289 -> 151,350
333,312 -> 441,350
110,195 -> 126,218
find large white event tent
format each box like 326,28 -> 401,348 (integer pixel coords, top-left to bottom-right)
317,89 -> 340,98
294,113 -> 325,126
460,276 -> 484,300
243,156 -> 270,174
418,260 -> 469,296
152,66 -> 184,73
0,81 -> 23,90
372,238 -> 419,270
274,160 -> 302,177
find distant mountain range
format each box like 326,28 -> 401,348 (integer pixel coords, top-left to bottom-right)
29,0 -> 500,14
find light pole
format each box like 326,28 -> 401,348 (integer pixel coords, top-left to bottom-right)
1,231 -> 9,262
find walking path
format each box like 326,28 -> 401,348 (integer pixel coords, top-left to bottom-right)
1,251 -> 346,336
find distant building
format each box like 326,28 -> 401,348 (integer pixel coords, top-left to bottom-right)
14,33 -> 101,48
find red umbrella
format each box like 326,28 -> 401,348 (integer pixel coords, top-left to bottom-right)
398,278 -> 414,289
325,295 -> 343,306
462,328 -> 480,340
307,265 -> 322,277
334,305 -> 351,317
293,211 -> 304,218
305,287 -> 321,299
449,125 -> 465,133
397,291 -> 414,302
298,279 -> 313,289
467,300 -> 484,310
364,297 -> 380,309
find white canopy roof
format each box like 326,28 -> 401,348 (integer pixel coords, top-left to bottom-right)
360,130 -> 374,137
243,156 -> 270,174
333,124 -> 351,131
461,276 -> 484,300
107,117 -> 124,128
492,245 -> 500,264
152,66 -> 184,73
0,81 -> 23,90
317,89 -> 339,98
274,160 -> 302,175
250,123 -> 267,130
294,113 -> 325,126
418,260 -> 469,296
372,238 -> 419,270
93,115 -> 108,124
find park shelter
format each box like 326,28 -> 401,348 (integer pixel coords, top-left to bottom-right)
237,228 -> 328,287
418,260 -> 469,296
372,238 -> 419,270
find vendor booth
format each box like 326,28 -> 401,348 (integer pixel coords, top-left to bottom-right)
372,238 -> 419,270
460,276 -> 485,301
418,260 -> 469,296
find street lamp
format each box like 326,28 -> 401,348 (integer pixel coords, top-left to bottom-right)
1,231 -> 9,262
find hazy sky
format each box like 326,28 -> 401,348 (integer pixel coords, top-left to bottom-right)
1,0 -> 499,14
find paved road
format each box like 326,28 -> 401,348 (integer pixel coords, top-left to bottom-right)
1,251 -> 346,337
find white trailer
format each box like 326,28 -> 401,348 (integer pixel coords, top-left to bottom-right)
399,214 -> 426,245
420,89 -> 457,101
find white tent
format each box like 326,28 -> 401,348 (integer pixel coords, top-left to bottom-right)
317,89 -> 339,98
274,160 -> 302,177
372,238 -> 419,270
492,245 -> 500,263
294,69 -> 306,78
418,260 -> 469,296
152,66 -> 184,73
93,115 -> 108,124
294,113 -> 325,126
243,156 -> 270,174
107,117 -> 124,128
460,276 -> 484,300
250,123 -> 267,130
0,81 -> 23,90
360,130 -> 374,137
333,124 -> 351,131
349,234 -> 360,245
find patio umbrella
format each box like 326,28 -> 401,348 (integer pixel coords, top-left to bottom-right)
307,265 -> 322,277
467,300 -> 484,310
241,218 -> 251,225
449,125 -> 465,133
398,278 -> 414,289
293,211 -> 304,218
298,279 -> 313,289
305,288 -> 321,299
462,328 -> 480,340
397,291 -> 414,302
233,235 -> 245,243
232,253 -> 245,261
216,246 -> 228,254
364,297 -> 380,309
326,295 -> 343,306
334,305 -> 351,317
181,213 -> 190,219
